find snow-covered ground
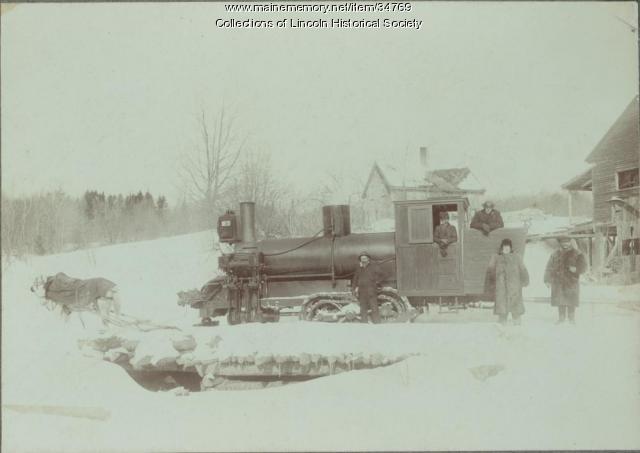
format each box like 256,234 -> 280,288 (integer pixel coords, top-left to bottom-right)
502,208 -> 591,236
2,230 -> 640,451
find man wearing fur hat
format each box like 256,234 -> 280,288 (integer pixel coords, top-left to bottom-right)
544,236 -> 587,324
470,201 -> 504,236
351,251 -> 382,323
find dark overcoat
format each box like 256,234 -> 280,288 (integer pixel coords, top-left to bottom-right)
485,253 -> 529,316
434,223 -> 458,244
470,209 -> 504,233
352,263 -> 381,305
543,248 -> 587,307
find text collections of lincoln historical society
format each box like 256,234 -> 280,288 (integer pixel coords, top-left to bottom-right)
215,18 -> 424,30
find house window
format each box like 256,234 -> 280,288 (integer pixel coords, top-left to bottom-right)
617,168 -> 639,190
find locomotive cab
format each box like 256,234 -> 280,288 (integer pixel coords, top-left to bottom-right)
394,197 -> 527,305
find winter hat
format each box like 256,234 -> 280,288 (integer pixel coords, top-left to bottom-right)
499,238 -> 513,253
358,251 -> 371,260
439,212 -> 450,220
482,201 -> 495,209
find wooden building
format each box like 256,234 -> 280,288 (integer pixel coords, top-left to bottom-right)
562,96 -> 640,282
361,147 -> 486,227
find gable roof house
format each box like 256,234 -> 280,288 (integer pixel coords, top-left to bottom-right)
361,147 -> 486,227
562,96 -> 640,281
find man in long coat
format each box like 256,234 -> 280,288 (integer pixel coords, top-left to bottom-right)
351,251 -> 381,323
544,236 -> 587,324
471,201 -> 504,236
485,239 -> 529,324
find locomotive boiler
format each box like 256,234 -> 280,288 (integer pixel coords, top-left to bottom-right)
181,197 -> 527,325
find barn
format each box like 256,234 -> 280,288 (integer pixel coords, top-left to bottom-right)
562,95 -> 640,283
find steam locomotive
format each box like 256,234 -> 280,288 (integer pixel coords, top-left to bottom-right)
181,197 -> 527,325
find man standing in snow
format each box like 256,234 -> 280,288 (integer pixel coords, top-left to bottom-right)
470,201 -> 504,236
351,251 -> 381,324
485,238 -> 529,325
544,236 -> 587,324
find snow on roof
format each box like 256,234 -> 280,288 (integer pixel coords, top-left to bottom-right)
372,162 -> 485,193
454,169 -> 485,192
428,168 -> 485,193
376,162 -> 432,188
429,168 -> 470,187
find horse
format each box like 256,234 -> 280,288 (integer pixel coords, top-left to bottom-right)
30,273 -> 122,327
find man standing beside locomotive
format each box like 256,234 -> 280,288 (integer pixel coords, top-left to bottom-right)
471,201 -> 504,236
544,236 -> 587,324
351,251 -> 381,324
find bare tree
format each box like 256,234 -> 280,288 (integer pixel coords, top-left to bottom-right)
307,168 -> 368,231
227,150 -> 291,238
179,107 -> 246,226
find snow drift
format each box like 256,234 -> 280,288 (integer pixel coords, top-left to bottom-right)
2,230 -> 640,451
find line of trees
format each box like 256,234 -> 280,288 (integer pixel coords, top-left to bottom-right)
1,189 -> 205,257
1,106 -> 363,259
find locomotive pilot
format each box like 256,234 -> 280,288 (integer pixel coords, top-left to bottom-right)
351,251 -> 382,324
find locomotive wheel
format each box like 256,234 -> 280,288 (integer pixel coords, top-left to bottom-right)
376,292 -> 408,323
309,300 -> 344,322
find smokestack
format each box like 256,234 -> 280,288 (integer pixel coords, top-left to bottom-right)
239,201 -> 256,244
419,146 -> 428,169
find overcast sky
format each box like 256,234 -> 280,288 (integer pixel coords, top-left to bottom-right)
1,2 -> 638,204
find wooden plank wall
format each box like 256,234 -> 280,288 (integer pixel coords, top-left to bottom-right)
394,202 -> 464,296
590,125 -> 639,224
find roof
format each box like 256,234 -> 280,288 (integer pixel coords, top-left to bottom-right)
376,162 -> 432,188
363,161 -> 486,197
427,168 -> 485,192
586,96 -> 639,164
561,166 -> 593,191
394,196 -> 470,207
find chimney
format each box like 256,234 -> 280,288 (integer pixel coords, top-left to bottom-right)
419,146 -> 429,170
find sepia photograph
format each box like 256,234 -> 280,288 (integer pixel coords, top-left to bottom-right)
1,1 -> 639,451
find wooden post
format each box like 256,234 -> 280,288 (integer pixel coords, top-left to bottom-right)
593,230 -> 606,280
568,190 -> 574,225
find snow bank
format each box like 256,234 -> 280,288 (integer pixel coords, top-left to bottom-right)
3,230 -> 640,452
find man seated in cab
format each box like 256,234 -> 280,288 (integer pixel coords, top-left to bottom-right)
471,201 -> 504,236
434,211 -> 458,257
